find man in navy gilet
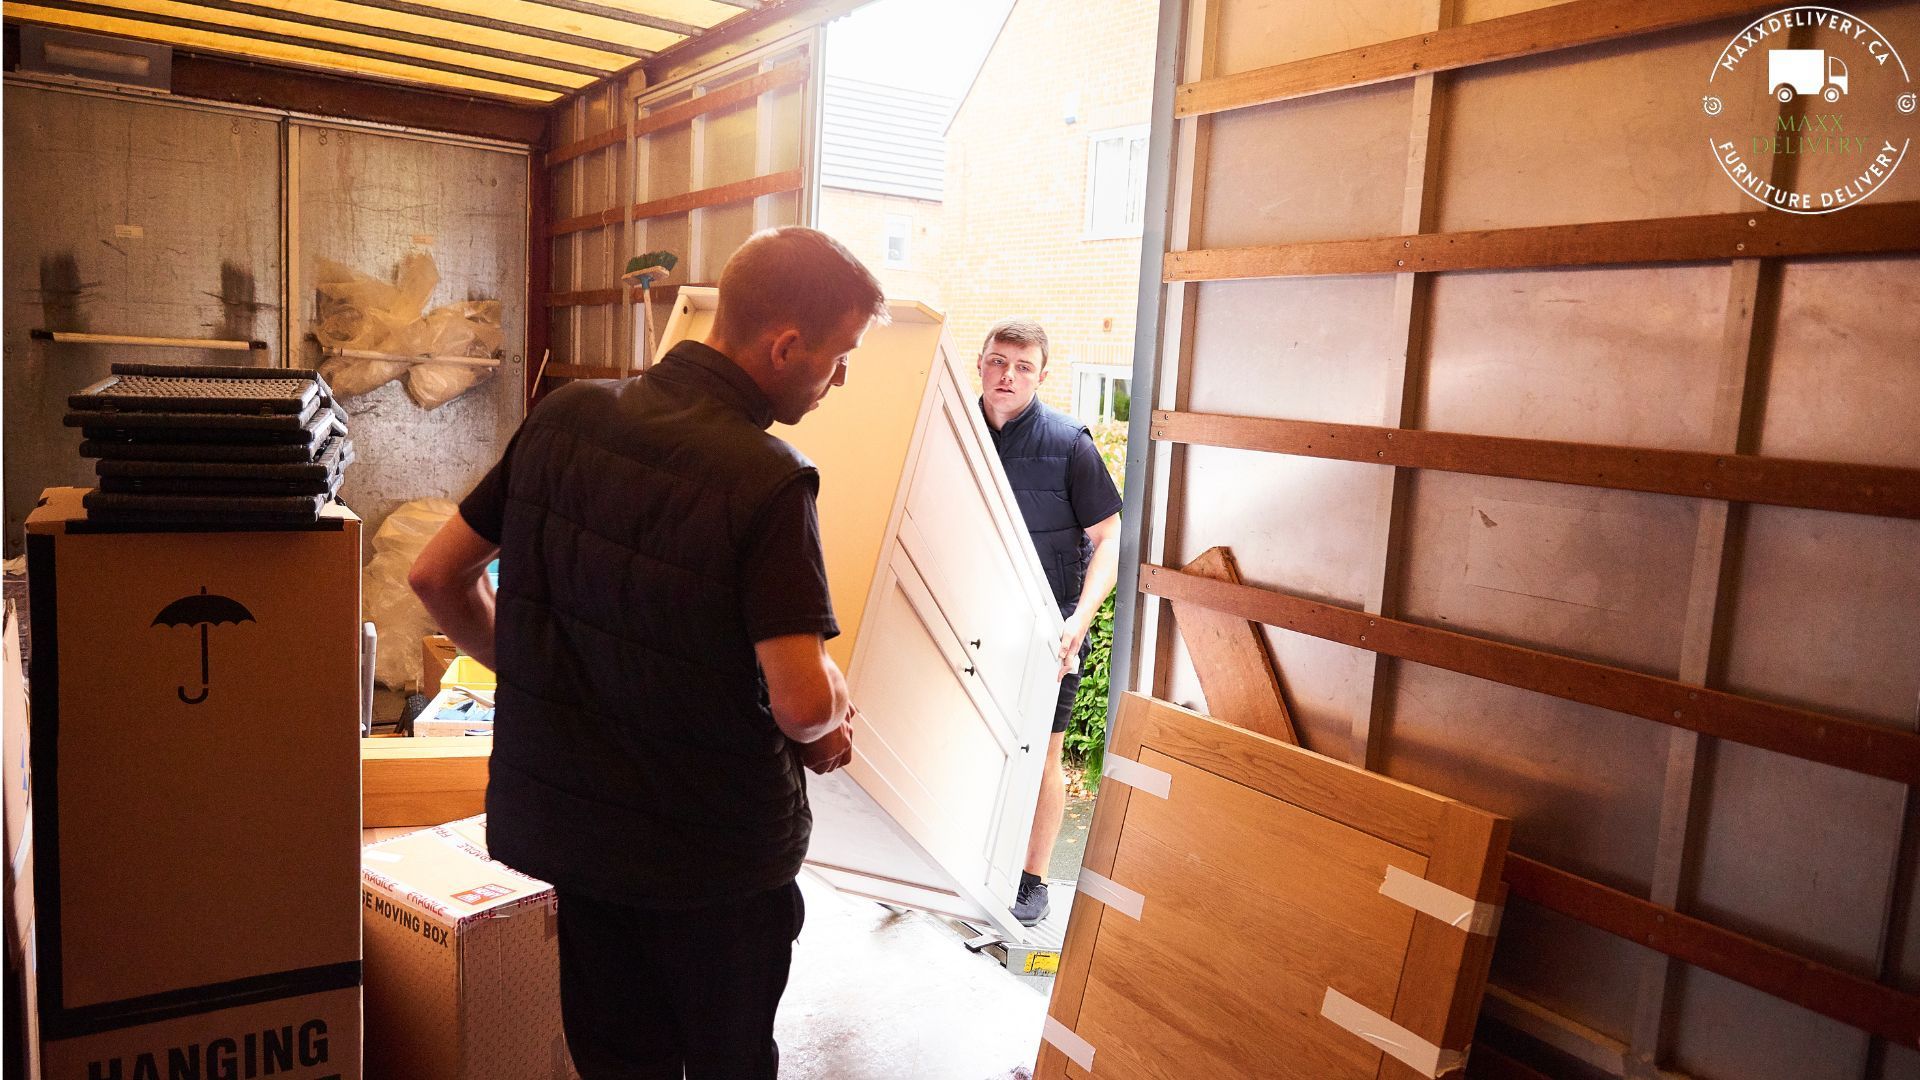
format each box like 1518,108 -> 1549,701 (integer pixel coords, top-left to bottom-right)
976,319 -> 1123,926
408,227 -> 888,1079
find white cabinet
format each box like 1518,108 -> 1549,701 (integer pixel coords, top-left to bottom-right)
657,290 -> 1063,939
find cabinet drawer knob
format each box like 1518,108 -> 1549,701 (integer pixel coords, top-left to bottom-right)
963,664 -> 976,676
1021,744 -> 1031,753
969,638 -> 982,649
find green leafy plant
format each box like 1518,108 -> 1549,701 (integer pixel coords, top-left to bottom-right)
1063,593 -> 1115,790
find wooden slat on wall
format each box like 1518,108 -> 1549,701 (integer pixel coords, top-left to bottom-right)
1150,412 -> 1920,520
1163,201 -> 1920,281
1138,565 -> 1920,786
630,167 -> 804,222
1173,0 -> 1772,118
1503,855 -> 1920,1049
544,59 -> 810,165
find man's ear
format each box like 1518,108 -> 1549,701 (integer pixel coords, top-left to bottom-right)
768,328 -> 804,371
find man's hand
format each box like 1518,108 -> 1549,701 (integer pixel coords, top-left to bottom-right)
1056,609 -> 1094,682
800,704 -> 859,775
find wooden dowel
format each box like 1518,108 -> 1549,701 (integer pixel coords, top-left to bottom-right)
32,329 -> 266,351
322,347 -> 500,368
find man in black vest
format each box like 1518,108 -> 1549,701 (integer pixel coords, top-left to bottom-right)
976,319 -> 1123,927
409,227 -> 888,1080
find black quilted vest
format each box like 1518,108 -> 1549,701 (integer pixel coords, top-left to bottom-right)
484,341 -> 816,908
988,396 -> 1093,617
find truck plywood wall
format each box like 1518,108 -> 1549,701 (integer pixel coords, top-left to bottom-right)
292,124 -> 530,545
541,36 -> 816,383
1127,1 -> 1920,1077
1,87 -> 282,556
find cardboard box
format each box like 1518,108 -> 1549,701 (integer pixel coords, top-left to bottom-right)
23,488 -> 364,1079
422,635 -> 458,696
413,687 -> 495,738
361,736 -> 491,829
361,818 -> 576,1080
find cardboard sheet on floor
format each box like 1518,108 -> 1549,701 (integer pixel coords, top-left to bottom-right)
1038,693 -> 1509,1080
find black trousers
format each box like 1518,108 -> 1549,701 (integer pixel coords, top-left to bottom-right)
556,880 -> 806,1080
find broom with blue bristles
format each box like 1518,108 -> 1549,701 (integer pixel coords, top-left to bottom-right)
622,251 -> 680,368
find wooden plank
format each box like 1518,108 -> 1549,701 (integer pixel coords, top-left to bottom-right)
1162,201 -> 1920,282
548,204 -> 624,237
547,288 -> 624,307
1174,0 -> 1770,118
1138,566 -> 1920,787
168,51 -> 549,144
1354,0 -> 1453,774
629,167 -> 803,223
361,736 -> 490,829
544,121 -> 628,167
1150,411 -> 1920,521
1503,854 -> 1920,1048
1169,547 -> 1297,744
542,362 -> 628,380
631,60 -> 809,139
1626,257 -> 1768,1071
544,60 -> 802,172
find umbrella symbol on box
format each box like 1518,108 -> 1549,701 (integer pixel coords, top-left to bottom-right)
153,586 -> 255,705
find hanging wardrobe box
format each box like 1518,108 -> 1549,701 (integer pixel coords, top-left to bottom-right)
658,291 -> 1064,939
23,487 -> 363,1080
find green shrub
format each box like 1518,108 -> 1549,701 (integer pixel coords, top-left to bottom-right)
1063,593 -> 1115,790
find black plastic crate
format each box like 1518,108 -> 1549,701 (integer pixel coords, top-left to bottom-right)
71,372 -> 320,416
81,490 -> 329,526
93,436 -> 353,483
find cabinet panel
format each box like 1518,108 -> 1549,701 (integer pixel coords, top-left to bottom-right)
904,380 -> 1054,732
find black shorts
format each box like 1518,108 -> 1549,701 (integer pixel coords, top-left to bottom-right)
1052,636 -> 1094,734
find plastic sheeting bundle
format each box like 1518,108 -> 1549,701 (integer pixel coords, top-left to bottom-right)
312,254 -> 503,410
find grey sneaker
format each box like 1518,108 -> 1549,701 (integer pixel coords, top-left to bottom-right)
1012,879 -> 1050,926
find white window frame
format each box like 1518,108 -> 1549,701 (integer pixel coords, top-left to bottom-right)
1082,124 -> 1149,241
1071,362 -> 1133,425
884,212 -> 911,268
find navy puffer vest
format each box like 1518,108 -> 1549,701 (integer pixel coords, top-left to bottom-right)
485,343 -> 815,908
990,396 -> 1093,617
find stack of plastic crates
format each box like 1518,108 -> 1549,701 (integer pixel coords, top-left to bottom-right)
68,364 -> 354,526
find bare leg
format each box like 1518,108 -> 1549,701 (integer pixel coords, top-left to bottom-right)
1024,731 -> 1068,877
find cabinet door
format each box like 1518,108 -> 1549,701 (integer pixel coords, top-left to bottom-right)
901,372 -> 1058,733
810,545 -> 1036,939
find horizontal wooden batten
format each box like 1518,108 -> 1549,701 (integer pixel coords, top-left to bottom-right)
1150,411 -> 1920,520
545,123 -> 629,167
1174,0 -> 1770,118
545,62 -> 808,165
1137,566 -> 1920,786
634,59 -> 808,137
547,205 -> 623,237
1503,854 -> 1920,1047
1162,202 -> 1920,281
547,288 -> 624,307
631,167 -> 802,221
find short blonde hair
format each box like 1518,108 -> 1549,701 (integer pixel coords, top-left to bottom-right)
979,319 -> 1050,369
712,227 -> 888,345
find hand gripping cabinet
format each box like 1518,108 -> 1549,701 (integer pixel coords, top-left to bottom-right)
657,289 -> 1064,939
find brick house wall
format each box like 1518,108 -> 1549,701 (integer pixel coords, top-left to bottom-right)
940,0 -> 1158,415
817,187 -> 944,307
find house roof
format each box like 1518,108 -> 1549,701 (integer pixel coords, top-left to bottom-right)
820,75 -> 950,201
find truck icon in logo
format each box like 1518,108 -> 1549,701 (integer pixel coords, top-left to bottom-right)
152,586 -> 255,705
1770,48 -> 1850,102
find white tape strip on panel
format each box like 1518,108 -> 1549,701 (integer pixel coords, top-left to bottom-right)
1320,988 -> 1465,1078
1041,1015 -> 1096,1071
1102,754 -> 1172,799
1075,867 -> 1145,921
1379,866 -> 1502,937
